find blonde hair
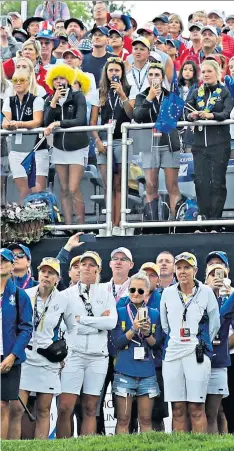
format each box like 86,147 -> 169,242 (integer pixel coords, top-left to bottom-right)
22,38 -> 42,61
15,56 -> 39,96
169,14 -> 184,33
74,69 -> 91,95
45,64 -> 75,90
201,60 -> 222,82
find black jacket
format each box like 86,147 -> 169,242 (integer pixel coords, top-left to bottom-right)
186,84 -> 233,148
44,89 -> 89,151
133,87 -> 181,152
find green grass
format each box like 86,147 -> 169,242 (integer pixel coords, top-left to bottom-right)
2,432 -> 234,451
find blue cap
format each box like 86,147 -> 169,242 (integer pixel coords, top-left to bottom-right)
91,26 -> 109,36
0,248 -> 15,263
156,36 -> 167,44
153,15 -> 169,24
8,244 -> 31,261
166,38 -> 180,49
206,251 -> 229,268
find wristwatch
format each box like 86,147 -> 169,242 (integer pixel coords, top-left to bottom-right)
130,326 -> 138,334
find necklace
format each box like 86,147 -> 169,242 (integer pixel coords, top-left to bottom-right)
197,84 -> 222,112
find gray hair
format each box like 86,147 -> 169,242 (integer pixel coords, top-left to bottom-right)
129,271 -> 151,290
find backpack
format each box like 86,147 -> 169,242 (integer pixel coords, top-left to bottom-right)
24,191 -> 61,224
176,197 -> 199,221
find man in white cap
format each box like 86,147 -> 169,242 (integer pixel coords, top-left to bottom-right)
160,251 -> 220,433
207,10 -> 234,59
180,22 -> 203,67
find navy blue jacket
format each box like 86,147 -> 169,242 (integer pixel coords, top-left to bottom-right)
212,293 -> 234,368
2,278 -> 33,365
111,303 -> 161,378
14,273 -> 38,289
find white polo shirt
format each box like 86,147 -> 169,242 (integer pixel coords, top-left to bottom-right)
127,62 -> 150,100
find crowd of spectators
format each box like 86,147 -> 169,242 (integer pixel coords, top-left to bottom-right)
0,1 -> 234,233
1,235 -> 234,439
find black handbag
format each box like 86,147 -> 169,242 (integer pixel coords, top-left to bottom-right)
37,337 -> 68,363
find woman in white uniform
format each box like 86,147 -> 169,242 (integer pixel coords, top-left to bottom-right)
8,258 -> 76,440
56,251 -> 117,437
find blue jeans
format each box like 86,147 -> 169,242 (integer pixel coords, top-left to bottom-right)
113,372 -> 160,398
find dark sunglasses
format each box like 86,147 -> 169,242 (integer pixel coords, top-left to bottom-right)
129,287 -> 145,295
13,252 -> 26,259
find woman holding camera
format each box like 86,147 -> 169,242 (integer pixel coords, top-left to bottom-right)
160,252 -> 220,433
44,64 -> 89,225
90,57 -> 133,235
112,271 -> 160,434
133,62 -> 182,220
8,258 -> 76,440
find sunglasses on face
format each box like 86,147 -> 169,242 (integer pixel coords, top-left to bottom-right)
13,252 -> 26,259
129,287 -> 145,295
107,57 -> 123,63
12,78 -> 28,84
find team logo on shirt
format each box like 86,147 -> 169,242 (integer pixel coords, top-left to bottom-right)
25,107 -> 33,116
9,295 -> 16,306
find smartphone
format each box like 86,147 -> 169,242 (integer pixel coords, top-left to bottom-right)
215,269 -> 225,280
79,234 -> 97,243
111,75 -> 120,83
0,16 -> 9,27
138,307 -> 148,322
59,83 -> 66,97
152,77 -> 161,88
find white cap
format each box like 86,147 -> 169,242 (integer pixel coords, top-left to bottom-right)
201,25 -> 218,37
207,10 -> 223,19
111,247 -> 133,261
188,22 -> 203,31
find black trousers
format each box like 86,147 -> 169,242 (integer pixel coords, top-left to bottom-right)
192,143 -> 231,219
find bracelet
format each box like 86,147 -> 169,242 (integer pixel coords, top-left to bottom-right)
131,326 -> 138,334
122,98 -> 129,104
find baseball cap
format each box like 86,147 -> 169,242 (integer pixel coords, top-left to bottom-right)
79,251 -> 102,268
69,255 -> 81,269
132,36 -> 150,50
153,15 -> 169,24
207,10 -> 223,19
201,25 -> 218,36
137,26 -> 154,35
109,11 -> 132,31
175,252 -> 197,268
156,36 -> 167,44
206,251 -> 229,267
78,38 -> 92,53
8,243 -> 31,260
108,27 -> 124,38
63,48 -> 83,59
0,248 -> 15,263
188,22 -> 203,31
8,11 -> 21,19
91,26 -> 109,36
166,38 -> 180,49
206,263 -> 228,278
111,247 -> 133,262
226,15 -> 234,22
140,262 -> 160,276
37,257 -> 60,276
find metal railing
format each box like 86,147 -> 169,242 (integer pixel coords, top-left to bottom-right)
0,124 -> 114,236
120,119 -> 234,236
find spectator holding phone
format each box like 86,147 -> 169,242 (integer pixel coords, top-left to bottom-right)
112,271 -> 160,434
133,62 -> 182,220
160,252 -> 220,433
0,16 -> 21,61
44,64 -> 89,225
90,57 -> 133,235
186,59 -> 234,221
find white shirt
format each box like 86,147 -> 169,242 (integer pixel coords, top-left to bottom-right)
127,62 -> 150,100
25,285 -> 76,368
102,278 -> 130,303
3,96 -> 44,114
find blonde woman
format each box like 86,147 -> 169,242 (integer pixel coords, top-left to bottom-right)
0,62 -> 12,203
186,60 -> 234,220
9,56 -> 47,97
3,39 -> 53,94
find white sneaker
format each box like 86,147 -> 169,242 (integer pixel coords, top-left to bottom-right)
112,226 -> 121,236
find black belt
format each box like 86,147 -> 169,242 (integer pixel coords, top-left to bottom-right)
27,345 -> 33,350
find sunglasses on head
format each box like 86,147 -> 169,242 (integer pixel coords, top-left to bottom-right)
129,287 -> 145,295
41,257 -> 60,264
13,252 -> 26,259
12,77 -> 28,84
107,57 -> 123,63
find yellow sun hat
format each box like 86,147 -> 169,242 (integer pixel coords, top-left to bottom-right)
45,64 -> 76,90
74,69 -> 91,96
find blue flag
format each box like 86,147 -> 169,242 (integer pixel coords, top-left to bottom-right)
224,75 -> 234,100
21,150 -> 36,188
155,92 -> 185,134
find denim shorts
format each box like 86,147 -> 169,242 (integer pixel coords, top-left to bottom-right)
113,372 -> 160,398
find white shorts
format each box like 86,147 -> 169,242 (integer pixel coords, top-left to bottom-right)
20,361 -> 61,395
61,352 -> 109,396
8,150 -> 49,179
51,146 -> 89,166
162,351 -> 211,403
207,367 -> 229,397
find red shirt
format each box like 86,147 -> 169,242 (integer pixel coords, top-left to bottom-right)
180,46 -> 201,67
221,34 -> 234,60
123,35 -> 132,54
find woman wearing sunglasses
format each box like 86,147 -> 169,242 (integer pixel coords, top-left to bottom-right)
112,271 -> 160,434
90,57 -> 133,236
2,69 -> 49,202
44,64 -> 89,225
8,257 -> 76,440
